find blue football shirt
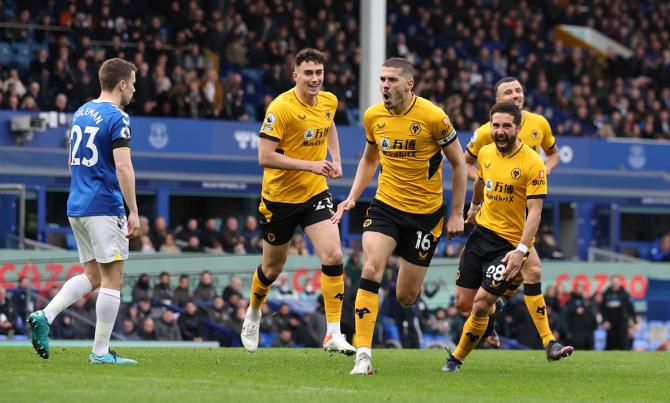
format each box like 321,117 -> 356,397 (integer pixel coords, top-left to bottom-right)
67,100 -> 131,217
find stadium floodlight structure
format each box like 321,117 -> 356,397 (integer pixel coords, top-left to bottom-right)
359,0 -> 386,123
0,183 -> 26,249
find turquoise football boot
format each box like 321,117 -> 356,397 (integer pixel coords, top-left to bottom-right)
89,349 -> 138,365
28,311 -> 51,359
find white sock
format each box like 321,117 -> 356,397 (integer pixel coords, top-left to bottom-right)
43,274 -> 93,324
92,288 -> 121,356
247,307 -> 261,322
326,322 -> 341,336
357,347 -> 372,359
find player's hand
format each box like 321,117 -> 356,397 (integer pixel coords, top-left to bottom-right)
127,211 -> 140,239
446,214 -> 464,239
309,160 -> 334,176
328,160 -> 343,179
501,249 -> 524,281
331,197 -> 355,224
465,205 -> 480,225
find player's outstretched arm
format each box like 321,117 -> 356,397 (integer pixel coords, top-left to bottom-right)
443,138 -> 467,239
327,122 -> 343,179
465,176 -> 484,225
464,151 -> 478,181
113,147 -> 140,238
331,142 -> 379,224
258,137 -> 333,176
501,198 -> 543,280
544,144 -> 560,176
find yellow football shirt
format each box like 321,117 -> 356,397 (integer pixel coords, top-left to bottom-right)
475,143 -> 547,246
259,89 -> 337,204
364,95 -> 457,214
467,110 -> 555,157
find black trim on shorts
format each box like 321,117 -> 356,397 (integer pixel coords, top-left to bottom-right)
528,194 -> 546,199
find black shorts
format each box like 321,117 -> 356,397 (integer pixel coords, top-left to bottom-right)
363,199 -> 443,267
455,226 -> 524,296
258,190 -> 334,245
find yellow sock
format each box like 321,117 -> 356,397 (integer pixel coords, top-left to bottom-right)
249,265 -> 272,311
453,314 -> 489,362
353,278 -> 380,348
523,283 -> 554,347
321,264 -> 344,325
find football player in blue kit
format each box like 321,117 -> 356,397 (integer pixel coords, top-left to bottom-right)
28,58 -> 140,365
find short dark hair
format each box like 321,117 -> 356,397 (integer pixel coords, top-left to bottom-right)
99,58 -> 137,91
295,48 -> 327,68
494,76 -> 521,96
382,57 -> 414,78
490,102 -> 522,125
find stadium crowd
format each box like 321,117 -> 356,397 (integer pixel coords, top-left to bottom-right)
0,1 -> 668,138
0,260 -> 643,351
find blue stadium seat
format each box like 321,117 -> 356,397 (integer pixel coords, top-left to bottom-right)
0,42 -> 12,65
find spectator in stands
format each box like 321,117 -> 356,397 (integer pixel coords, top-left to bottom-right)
650,232 -> 670,262
11,277 -> 32,320
199,218 -> 220,250
52,313 -> 76,339
155,310 -> 182,341
132,273 -> 153,302
172,274 -> 191,308
140,235 -> 157,253
564,283 -> 597,350
138,318 -> 158,340
153,272 -> 173,303
241,215 -> 262,253
136,297 -> 157,324
193,270 -> 217,302
222,275 -> 244,303
182,235 -> 204,252
69,297 -> 95,339
601,277 -> 637,350
220,217 -> 246,254
159,233 -> 181,253
119,319 -> 141,341
3,69 -> 26,97
178,301 -> 204,341
537,230 -> 566,260
272,327 -> 296,348
274,274 -> 296,300
177,218 -> 199,243
287,233 -> 309,256
209,296 -> 230,325
150,216 -> 169,250
0,286 -> 17,336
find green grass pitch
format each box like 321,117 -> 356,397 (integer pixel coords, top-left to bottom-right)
2,347 -> 669,402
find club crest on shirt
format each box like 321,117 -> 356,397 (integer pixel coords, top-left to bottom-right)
511,168 -> 521,179
410,122 -> 421,135
531,129 -> 540,140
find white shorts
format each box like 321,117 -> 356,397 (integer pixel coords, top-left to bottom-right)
68,216 -> 129,264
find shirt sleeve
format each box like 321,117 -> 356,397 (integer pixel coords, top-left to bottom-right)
526,155 -> 548,199
259,101 -> 287,142
110,113 -> 131,148
540,116 -> 556,152
363,108 -> 375,144
466,124 -> 491,158
432,110 -> 457,147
